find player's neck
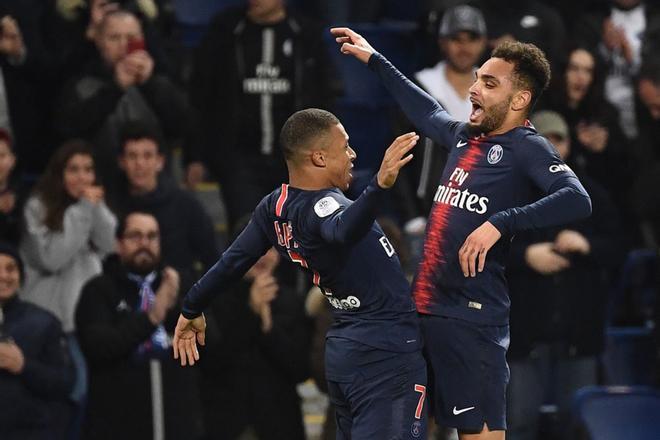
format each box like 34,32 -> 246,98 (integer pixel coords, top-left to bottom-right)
487,113 -> 528,137
288,169 -> 330,191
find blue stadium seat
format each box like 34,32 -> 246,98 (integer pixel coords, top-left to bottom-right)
573,386 -> 660,440
608,249 -> 657,325
325,22 -> 421,106
334,101 -> 396,174
172,0 -> 242,47
601,326 -> 656,385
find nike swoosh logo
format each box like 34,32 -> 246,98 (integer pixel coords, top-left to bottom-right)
456,140 -> 467,148
453,406 -> 475,415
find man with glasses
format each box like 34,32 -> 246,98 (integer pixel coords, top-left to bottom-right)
75,211 -> 203,440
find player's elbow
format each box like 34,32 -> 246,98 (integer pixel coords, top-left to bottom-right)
575,191 -> 592,220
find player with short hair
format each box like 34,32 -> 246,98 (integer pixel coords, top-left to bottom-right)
330,28 -> 592,440
173,108 -> 429,439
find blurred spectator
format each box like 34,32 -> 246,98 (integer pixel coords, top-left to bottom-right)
506,110 -> 624,440
538,46 -> 631,231
0,5 -> 60,176
477,0 -> 566,68
55,9 -> 187,190
0,242 -> 75,440
75,211 -> 203,440
398,4 -> 487,229
573,0 -> 660,140
189,0 -> 334,231
19,139 -> 117,410
632,57 -> 660,248
200,246 -> 310,439
111,120 -> 217,291
53,0 -> 177,82
0,129 -> 22,245
633,56 -> 660,165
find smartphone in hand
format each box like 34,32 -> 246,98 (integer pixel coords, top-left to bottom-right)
126,38 -> 145,54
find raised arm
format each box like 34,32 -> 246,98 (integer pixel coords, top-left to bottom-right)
330,27 -> 460,149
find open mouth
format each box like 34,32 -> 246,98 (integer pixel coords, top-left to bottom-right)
469,101 -> 484,122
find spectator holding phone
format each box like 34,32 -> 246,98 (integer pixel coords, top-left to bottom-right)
54,8 -> 186,191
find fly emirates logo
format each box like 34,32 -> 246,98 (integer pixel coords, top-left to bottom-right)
432,167 -> 489,214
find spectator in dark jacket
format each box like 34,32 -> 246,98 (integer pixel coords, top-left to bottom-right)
54,9 -> 186,189
188,0 -> 335,230
0,242 -> 74,440
200,245 -> 311,440
110,121 -> 218,291
506,111 -> 624,440
75,211 -> 203,440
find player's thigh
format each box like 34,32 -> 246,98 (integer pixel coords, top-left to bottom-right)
420,315 -> 509,433
350,351 -> 428,440
327,379 -> 353,440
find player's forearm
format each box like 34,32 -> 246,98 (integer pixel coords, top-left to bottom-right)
368,52 -> 450,143
182,252 -> 257,318
321,177 -> 385,244
489,178 -> 592,236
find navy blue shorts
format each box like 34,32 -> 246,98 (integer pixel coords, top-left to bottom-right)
420,315 -> 510,432
325,337 -> 428,440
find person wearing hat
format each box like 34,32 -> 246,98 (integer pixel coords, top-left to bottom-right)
401,5 -> 488,246
0,242 -> 75,439
505,110 -> 624,440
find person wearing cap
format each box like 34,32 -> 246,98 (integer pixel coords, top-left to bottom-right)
0,242 -> 75,439
402,5 -> 488,235
505,110 -> 623,440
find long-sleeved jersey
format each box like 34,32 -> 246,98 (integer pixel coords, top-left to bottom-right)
369,52 -> 592,325
182,178 -> 421,353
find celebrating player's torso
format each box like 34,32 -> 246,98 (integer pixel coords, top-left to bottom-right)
253,184 -> 421,352
413,122 -> 579,325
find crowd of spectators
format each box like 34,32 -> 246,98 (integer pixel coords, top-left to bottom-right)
0,0 -> 658,439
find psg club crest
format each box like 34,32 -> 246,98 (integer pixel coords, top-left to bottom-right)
487,144 -> 503,164
411,421 -> 422,438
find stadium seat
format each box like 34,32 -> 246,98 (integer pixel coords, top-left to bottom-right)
325,22 -> 421,106
573,386 -> 660,440
608,249 -> 657,325
601,326 -> 656,385
172,0 -> 242,47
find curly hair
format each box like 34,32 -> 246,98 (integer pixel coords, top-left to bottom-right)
491,41 -> 551,110
33,140 -> 95,231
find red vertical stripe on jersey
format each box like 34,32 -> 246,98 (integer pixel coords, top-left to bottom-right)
413,140 -> 485,314
275,184 -> 288,217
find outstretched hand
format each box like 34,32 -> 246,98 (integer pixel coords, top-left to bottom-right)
458,221 -> 501,277
330,27 -> 376,64
172,314 -> 206,366
377,132 -> 418,189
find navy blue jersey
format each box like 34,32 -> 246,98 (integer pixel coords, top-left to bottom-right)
369,53 -> 592,325
182,178 -> 421,353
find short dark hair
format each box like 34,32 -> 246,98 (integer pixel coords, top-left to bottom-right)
491,41 -> 551,110
280,108 -> 340,161
119,120 -> 164,155
115,210 -> 158,238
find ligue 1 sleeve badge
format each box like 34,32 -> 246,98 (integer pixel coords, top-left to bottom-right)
487,144 -> 503,164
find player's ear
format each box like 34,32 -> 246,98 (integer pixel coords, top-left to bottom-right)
311,150 -> 327,167
511,89 -> 532,112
